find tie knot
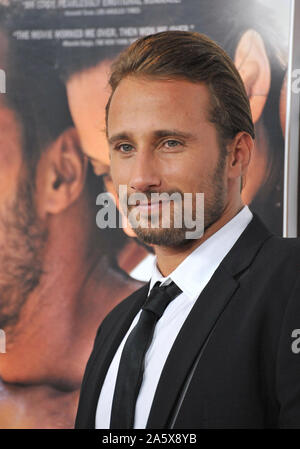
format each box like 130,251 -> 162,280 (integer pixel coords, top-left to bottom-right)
142,281 -> 182,319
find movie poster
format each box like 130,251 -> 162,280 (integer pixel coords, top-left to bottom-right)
0,0 -> 292,428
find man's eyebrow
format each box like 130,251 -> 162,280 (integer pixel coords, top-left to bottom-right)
108,129 -> 195,145
153,129 -> 195,140
107,133 -> 133,146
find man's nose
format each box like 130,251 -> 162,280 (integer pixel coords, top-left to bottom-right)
129,152 -> 161,192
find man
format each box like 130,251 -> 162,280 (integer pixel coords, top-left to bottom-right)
0,4 -> 142,428
55,0 -> 287,235
75,31 -> 300,429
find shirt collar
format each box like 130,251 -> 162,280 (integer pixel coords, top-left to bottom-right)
149,262 -> 172,292
149,205 -> 253,302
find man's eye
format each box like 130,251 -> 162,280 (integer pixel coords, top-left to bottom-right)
164,140 -> 182,148
117,144 -> 134,153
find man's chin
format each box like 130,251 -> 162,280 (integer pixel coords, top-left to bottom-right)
133,226 -> 190,247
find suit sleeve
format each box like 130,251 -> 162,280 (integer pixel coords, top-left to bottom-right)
276,275 -> 300,428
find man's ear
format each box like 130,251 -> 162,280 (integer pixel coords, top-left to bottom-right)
36,127 -> 88,218
234,29 -> 271,124
226,131 -> 253,184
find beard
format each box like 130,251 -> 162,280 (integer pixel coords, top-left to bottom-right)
0,171 -> 47,332
122,152 -> 227,247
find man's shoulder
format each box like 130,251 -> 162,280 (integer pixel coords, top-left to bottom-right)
251,234 -> 300,284
242,232 -> 300,304
262,234 -> 300,261
249,211 -> 300,262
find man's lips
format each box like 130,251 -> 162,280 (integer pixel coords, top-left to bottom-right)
130,199 -> 171,212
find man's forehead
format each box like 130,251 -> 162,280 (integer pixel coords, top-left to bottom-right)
108,77 -> 212,136
109,76 -> 212,119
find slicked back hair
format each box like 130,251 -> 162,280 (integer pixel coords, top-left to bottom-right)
105,31 -> 255,153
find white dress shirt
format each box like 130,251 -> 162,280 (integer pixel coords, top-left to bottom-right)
95,206 -> 253,428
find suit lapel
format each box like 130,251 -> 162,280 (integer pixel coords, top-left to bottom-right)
146,264 -> 238,428
146,213 -> 273,428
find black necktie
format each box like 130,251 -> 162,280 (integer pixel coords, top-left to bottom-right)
109,280 -> 182,429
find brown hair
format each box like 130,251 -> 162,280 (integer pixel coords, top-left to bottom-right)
105,30 -> 255,150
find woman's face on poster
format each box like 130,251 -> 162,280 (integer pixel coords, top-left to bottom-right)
66,59 -> 112,176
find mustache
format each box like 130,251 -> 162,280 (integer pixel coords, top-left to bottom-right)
122,189 -> 185,207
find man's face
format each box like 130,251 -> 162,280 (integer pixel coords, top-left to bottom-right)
108,76 -> 228,247
0,87 -> 47,332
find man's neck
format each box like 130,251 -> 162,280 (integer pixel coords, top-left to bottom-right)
155,203 -> 244,277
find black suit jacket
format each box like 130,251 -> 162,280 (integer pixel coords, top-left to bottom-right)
75,213 -> 300,429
